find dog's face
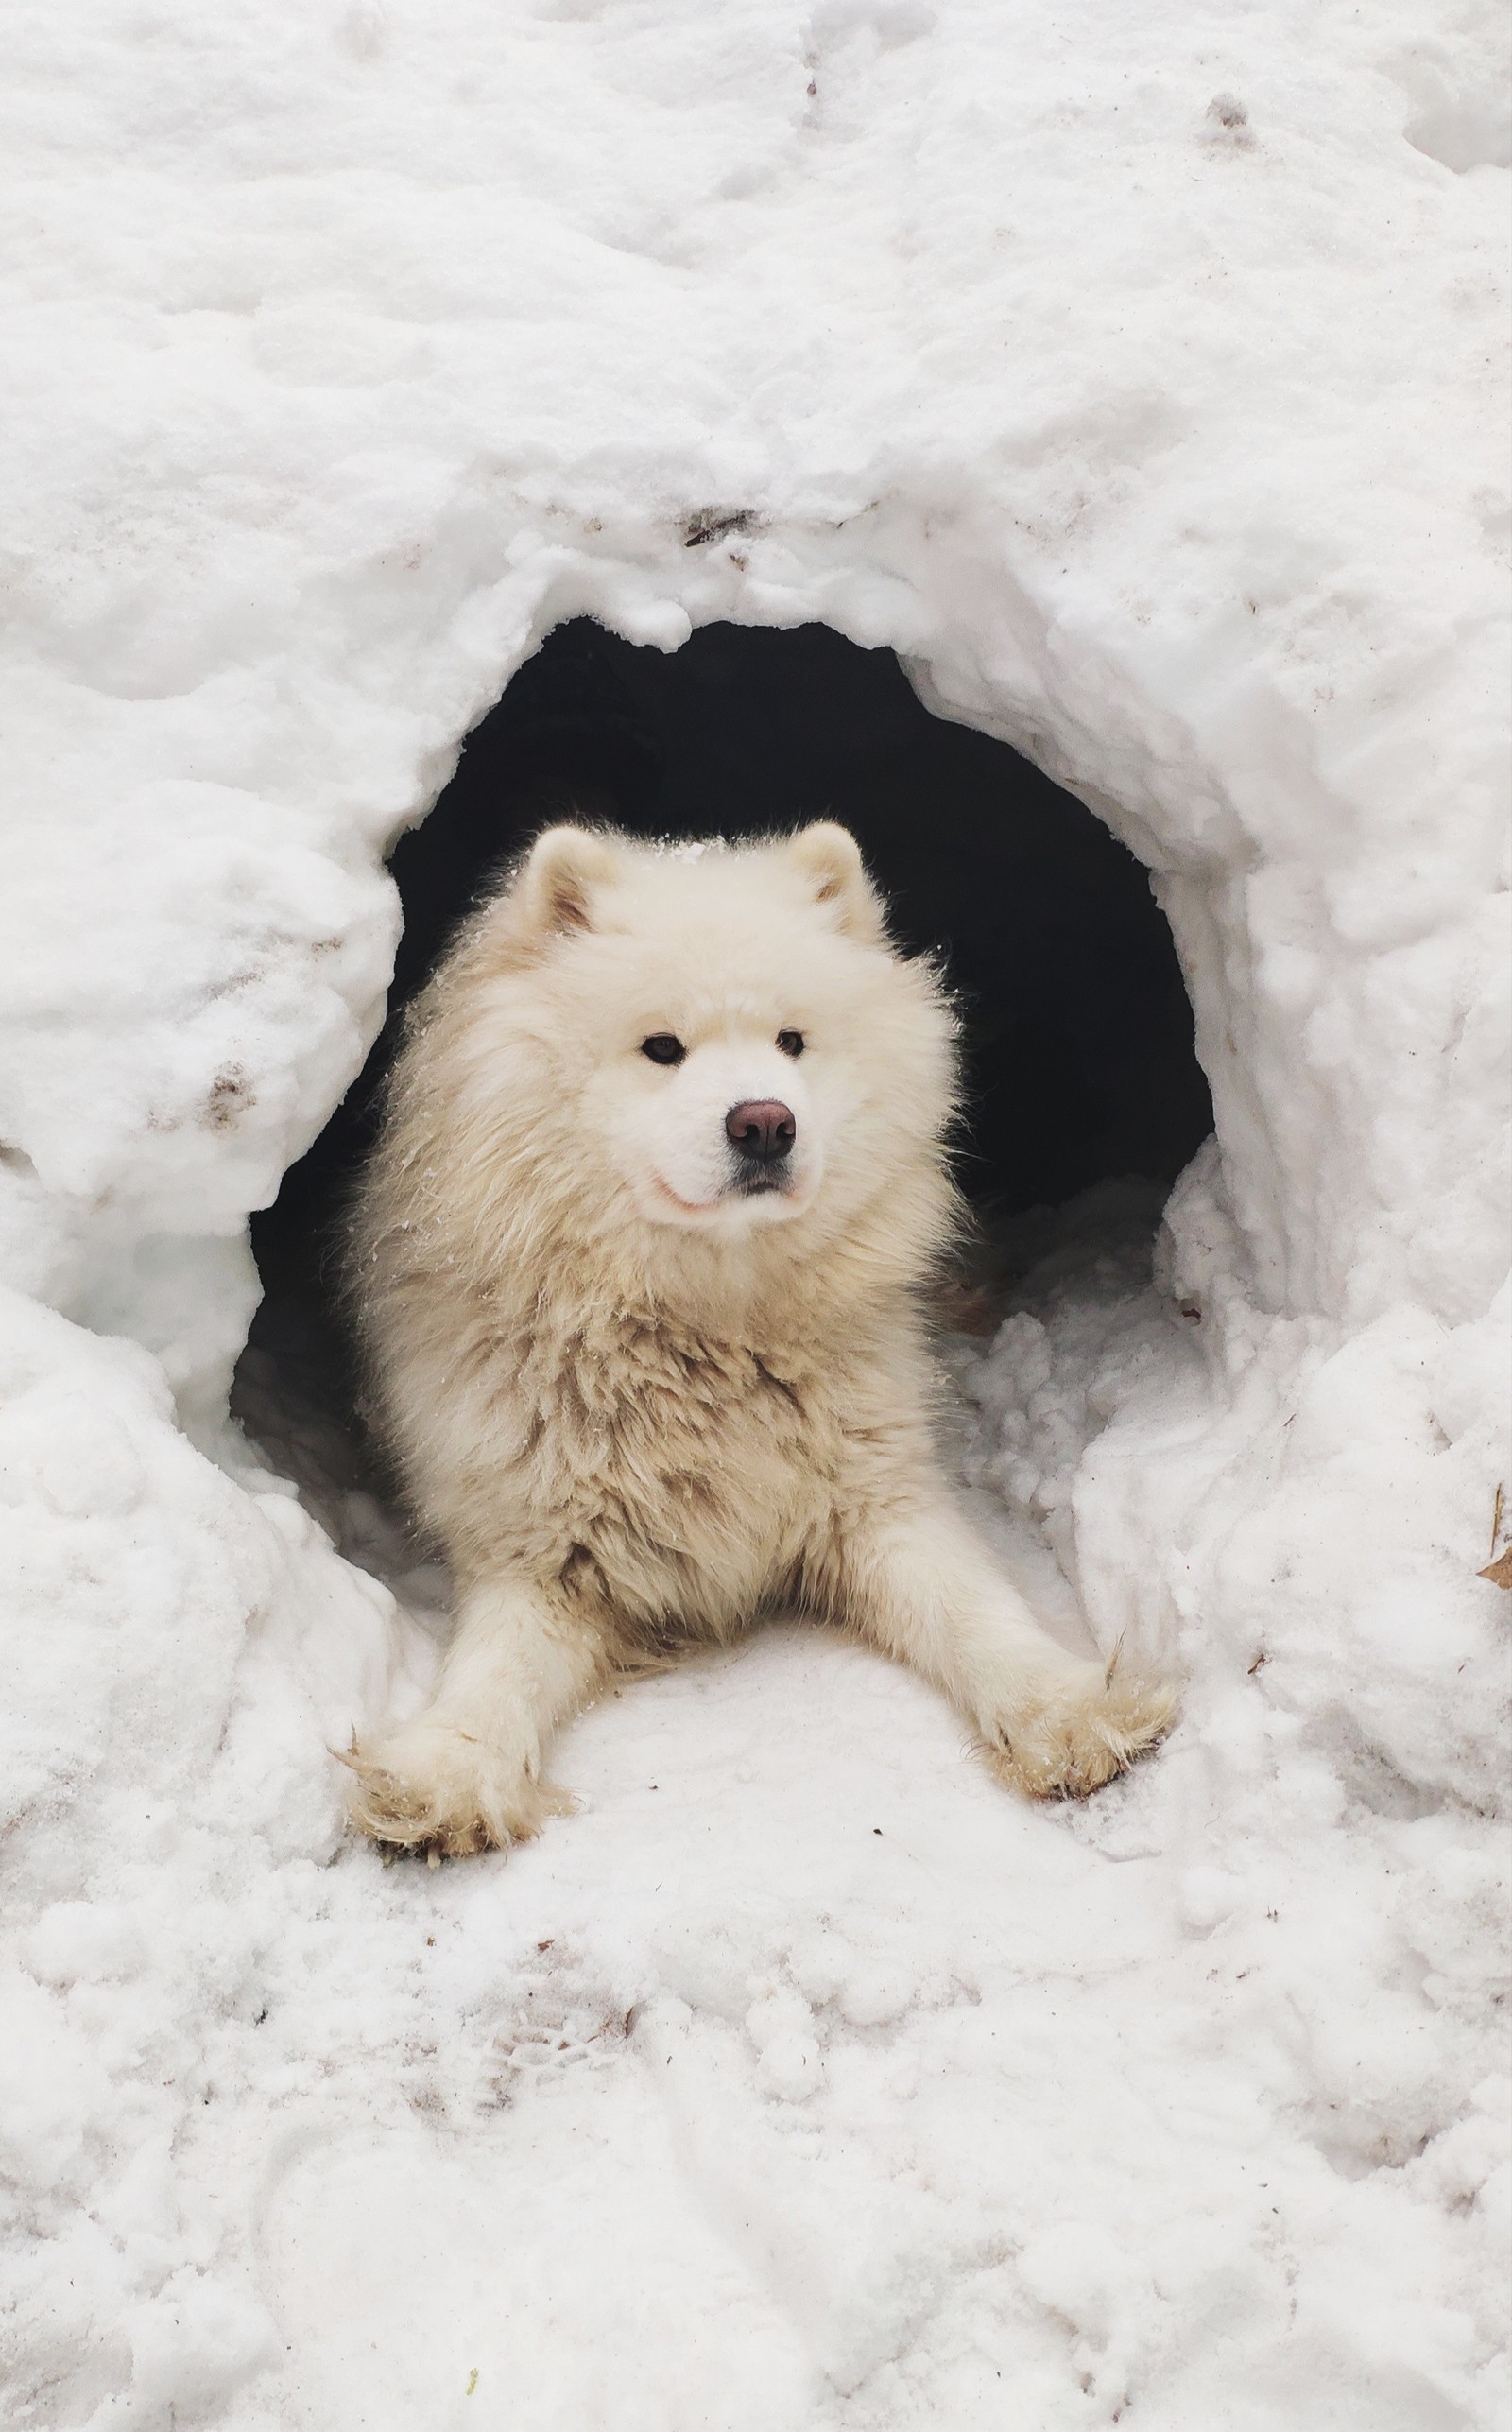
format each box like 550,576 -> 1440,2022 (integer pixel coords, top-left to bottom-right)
612,1017 -> 817,1233
476,821 -> 955,1261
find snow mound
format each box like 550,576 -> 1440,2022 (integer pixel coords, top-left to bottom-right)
1,2 -> 1508,2425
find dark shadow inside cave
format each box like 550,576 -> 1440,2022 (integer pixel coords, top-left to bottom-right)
236,618 -> 1212,1468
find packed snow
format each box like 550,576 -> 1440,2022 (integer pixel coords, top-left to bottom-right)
1,2 -> 1508,2427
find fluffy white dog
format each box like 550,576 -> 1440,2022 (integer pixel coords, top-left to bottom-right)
344,820 -> 1174,1854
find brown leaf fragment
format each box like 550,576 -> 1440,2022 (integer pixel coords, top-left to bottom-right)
1478,1547 -> 1512,1591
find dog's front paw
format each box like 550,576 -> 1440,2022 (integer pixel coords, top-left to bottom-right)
339,1716 -> 574,1859
985,1658 -> 1177,1800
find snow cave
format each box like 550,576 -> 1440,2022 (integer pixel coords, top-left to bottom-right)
239,617 -> 1214,1457
5,8 -> 1506,2424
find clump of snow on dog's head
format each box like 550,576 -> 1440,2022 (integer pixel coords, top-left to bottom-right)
428,819 -> 958,1289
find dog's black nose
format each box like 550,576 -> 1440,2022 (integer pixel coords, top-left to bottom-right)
725,1100 -> 796,1164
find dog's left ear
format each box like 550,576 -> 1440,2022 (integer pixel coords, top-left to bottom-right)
786,822 -> 885,942
514,825 -> 623,943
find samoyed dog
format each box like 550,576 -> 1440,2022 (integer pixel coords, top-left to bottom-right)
344,820 -> 1174,1855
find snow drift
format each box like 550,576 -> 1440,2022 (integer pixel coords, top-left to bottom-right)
1,3 -> 1507,2426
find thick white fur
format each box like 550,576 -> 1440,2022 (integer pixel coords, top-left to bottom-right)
343,820 -> 1176,1855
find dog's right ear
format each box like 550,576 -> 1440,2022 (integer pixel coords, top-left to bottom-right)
786,822 -> 885,943
512,826 -> 622,945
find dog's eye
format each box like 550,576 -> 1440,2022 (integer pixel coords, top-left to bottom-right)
777,1029 -> 805,1059
641,1034 -> 686,1066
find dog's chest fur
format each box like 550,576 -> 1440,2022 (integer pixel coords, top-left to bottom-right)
500,1305 -> 854,1634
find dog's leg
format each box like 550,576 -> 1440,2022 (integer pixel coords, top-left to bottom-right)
343,1576 -> 610,1856
837,1498 -> 1177,1798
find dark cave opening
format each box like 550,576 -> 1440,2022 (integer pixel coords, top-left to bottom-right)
239,619 -> 1212,1452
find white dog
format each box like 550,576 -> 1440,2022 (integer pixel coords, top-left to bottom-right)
344,821 -> 1174,1854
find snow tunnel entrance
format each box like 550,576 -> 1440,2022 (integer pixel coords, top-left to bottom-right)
234,619 -> 1212,1504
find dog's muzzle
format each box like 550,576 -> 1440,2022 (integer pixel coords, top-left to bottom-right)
725,1099 -> 796,1194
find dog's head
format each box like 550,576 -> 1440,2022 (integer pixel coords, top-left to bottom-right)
454,820 -> 957,1274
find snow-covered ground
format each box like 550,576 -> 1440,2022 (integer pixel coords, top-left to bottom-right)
2,3 -> 1508,2425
